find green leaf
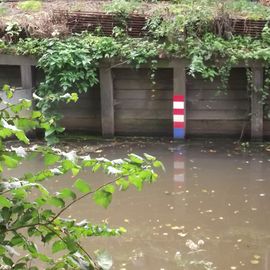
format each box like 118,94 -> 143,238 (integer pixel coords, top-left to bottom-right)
52,240 -> 66,254
25,242 -> 38,255
2,84 -> 14,99
14,263 -> 27,270
37,253 -> 53,263
45,134 -> 59,145
0,245 -> 6,255
3,255 -> 13,266
153,160 -> 165,170
128,153 -> 144,164
58,188 -> 76,200
10,234 -> 24,246
3,155 -> 19,168
129,175 -> 143,191
92,163 -> 101,172
44,153 -> 60,166
93,189 -> 113,208
32,111 -> 42,119
62,160 -> 74,171
144,153 -> 156,161
74,178 -> 91,193
15,131 -> 30,144
71,167 -> 80,176
20,99 -> 32,109
116,178 -> 129,191
48,197 -> 65,208
104,184 -> 115,194
15,118 -> 37,131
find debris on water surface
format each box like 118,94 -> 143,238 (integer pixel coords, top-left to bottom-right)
250,259 -> 260,264
185,239 -> 205,251
178,232 -> 188,237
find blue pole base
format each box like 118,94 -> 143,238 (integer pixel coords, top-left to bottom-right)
174,128 -> 185,139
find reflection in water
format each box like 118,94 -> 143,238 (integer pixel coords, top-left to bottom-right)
7,139 -> 270,269
173,149 -> 185,189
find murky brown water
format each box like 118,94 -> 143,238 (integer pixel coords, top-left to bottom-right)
8,139 -> 270,270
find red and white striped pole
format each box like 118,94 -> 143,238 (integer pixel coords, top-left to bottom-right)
173,62 -> 186,139
173,95 -> 185,139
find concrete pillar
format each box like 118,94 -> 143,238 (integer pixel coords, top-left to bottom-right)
251,66 -> 264,140
99,66 -> 115,138
20,65 -> 32,90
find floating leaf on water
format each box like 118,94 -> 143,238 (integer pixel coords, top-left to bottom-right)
250,260 -> 260,265
185,239 -> 199,251
198,240 -> 205,246
171,226 -> 182,230
178,232 -> 188,237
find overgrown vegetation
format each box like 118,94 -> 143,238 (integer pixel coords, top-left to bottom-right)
17,0 -> 42,12
0,1 -> 269,121
0,86 -> 162,269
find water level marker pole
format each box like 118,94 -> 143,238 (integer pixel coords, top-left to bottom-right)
173,63 -> 186,139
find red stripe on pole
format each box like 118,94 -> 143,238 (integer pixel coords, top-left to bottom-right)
173,95 -> 185,102
174,122 -> 185,128
173,109 -> 185,115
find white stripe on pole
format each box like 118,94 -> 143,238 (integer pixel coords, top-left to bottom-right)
173,115 -> 184,122
173,101 -> 184,109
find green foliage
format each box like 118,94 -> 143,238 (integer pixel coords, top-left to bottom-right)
0,0 -> 270,122
13,33 -> 160,127
103,0 -> 141,15
0,87 -> 162,269
4,22 -> 22,43
17,0 -> 42,12
224,0 -> 270,19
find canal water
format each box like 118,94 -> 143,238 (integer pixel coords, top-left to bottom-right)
9,139 -> 270,270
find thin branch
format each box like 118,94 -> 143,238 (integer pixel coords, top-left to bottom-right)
50,175 -> 127,223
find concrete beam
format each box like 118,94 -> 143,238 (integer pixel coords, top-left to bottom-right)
0,54 -> 37,66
